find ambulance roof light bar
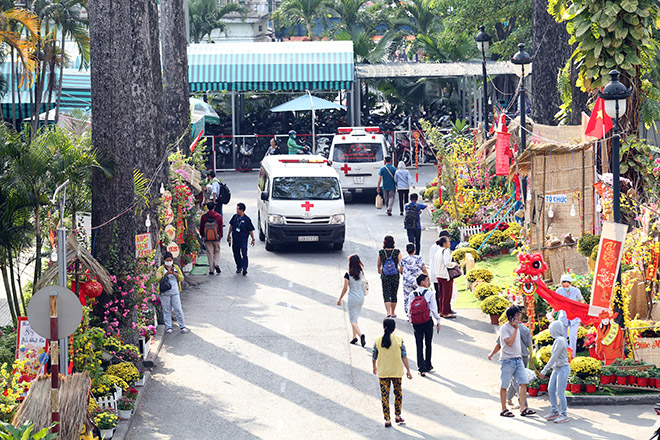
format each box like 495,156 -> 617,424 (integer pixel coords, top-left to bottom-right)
337,127 -> 381,134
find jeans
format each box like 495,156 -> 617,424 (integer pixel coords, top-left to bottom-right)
499,357 -> 528,389
205,240 -> 221,271
548,364 -> 570,416
398,189 -> 410,214
161,293 -> 186,329
406,228 -> 421,255
412,319 -> 434,372
232,239 -> 249,270
559,314 -> 581,355
382,190 -> 396,213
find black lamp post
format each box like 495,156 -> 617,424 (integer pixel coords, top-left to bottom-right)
475,26 -> 491,134
598,69 -> 631,224
598,69 -> 631,327
510,43 -> 532,152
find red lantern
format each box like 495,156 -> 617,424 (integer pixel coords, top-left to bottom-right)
83,280 -> 103,298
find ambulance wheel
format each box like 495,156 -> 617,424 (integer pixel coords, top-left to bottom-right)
265,240 -> 276,252
258,215 -> 265,241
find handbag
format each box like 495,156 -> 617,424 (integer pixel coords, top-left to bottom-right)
159,272 -> 172,293
375,194 -> 383,209
362,274 -> 369,296
448,265 -> 462,280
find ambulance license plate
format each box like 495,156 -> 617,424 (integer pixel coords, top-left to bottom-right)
353,176 -> 364,184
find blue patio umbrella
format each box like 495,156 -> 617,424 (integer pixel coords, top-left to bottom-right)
270,92 -> 346,152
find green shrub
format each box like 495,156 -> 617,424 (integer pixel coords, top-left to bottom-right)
533,329 -> 554,347
452,247 -> 480,263
480,295 -> 510,316
590,244 -> 599,260
474,283 -> 501,300
578,234 -> 600,258
466,268 -> 493,283
506,222 -> 522,236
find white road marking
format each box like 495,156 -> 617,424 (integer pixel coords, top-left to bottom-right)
280,380 -> 287,393
288,281 -> 293,287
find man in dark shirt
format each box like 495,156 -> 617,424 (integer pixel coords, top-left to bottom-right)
227,202 -> 256,276
199,202 -> 223,275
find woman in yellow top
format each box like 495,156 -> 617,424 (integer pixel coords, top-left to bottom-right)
372,318 -> 412,427
156,252 -> 189,334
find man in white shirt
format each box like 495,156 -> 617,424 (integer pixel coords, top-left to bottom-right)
407,274 -> 441,376
556,274 -> 585,356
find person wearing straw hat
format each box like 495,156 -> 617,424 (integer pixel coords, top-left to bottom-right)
555,274 -> 584,356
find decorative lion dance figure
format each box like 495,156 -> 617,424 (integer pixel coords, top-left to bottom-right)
515,253 -> 600,326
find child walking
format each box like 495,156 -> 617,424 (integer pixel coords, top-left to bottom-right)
372,318 -> 413,427
540,320 -> 570,423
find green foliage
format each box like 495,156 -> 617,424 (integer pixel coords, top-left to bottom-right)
577,234 -> 600,258
572,273 -> 593,304
469,233 -> 486,249
451,247 -> 480,263
188,0 -> 247,43
480,294 -> 510,315
275,0 -> 332,38
0,422 -> 57,440
93,410 -> 119,430
590,244 -> 599,260
466,268 -> 494,283
474,283 -> 501,300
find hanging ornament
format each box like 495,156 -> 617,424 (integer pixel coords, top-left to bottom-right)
526,189 -> 532,201
570,203 -> 576,217
83,280 -> 103,299
596,200 -> 602,213
548,205 -> 554,218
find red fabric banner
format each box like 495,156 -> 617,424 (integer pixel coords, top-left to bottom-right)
495,131 -> 511,176
590,222 -> 627,313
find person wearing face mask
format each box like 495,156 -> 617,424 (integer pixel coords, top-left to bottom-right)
287,130 -> 305,154
555,274 -> 584,357
156,252 -> 190,334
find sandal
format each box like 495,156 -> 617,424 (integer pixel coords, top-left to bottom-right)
521,408 -> 536,417
500,410 -> 515,418
384,421 -> 392,427
395,416 -> 404,424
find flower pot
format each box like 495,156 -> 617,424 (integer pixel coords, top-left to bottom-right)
569,384 -> 582,394
118,409 -> 132,420
500,249 -> 508,255
528,387 -> 538,397
638,377 -> 649,387
539,384 -> 548,392
101,350 -> 113,361
608,374 -> 616,384
585,384 -> 597,394
566,383 -> 571,391
99,428 -> 114,439
135,376 -> 146,387
656,379 -> 660,389
627,375 -> 637,385
615,375 -> 627,385
600,375 -> 611,385
489,314 -> 500,325
649,378 -> 657,388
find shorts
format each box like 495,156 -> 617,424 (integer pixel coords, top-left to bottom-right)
499,357 -> 528,389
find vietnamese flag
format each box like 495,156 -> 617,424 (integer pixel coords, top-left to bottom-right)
585,97 -> 613,139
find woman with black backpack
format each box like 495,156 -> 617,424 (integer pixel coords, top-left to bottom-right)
377,235 -> 402,318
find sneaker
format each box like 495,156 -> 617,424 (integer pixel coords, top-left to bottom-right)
166,328 -> 173,334
215,265 -> 221,274
554,416 -> 569,424
236,267 -> 241,273
181,328 -> 190,334
544,412 -> 560,421
243,269 -> 247,276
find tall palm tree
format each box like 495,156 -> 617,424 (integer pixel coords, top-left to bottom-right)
188,0 -> 246,43
39,0 -> 89,123
331,0 -> 367,35
395,0 -> 439,37
277,0 -> 330,40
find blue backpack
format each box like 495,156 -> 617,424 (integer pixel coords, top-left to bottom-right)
382,250 -> 398,276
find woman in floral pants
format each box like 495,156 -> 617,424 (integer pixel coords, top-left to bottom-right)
372,318 -> 413,427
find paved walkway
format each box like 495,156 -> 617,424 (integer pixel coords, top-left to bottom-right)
128,170 -> 652,439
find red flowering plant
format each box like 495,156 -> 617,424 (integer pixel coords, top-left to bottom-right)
583,331 -> 597,349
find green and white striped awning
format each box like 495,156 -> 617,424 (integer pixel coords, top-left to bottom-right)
188,41 -> 354,92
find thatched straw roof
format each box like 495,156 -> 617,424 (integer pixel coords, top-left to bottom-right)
35,234 -> 113,294
13,372 -> 93,440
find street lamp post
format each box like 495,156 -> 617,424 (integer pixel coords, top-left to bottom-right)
475,26 -> 491,134
599,69 -> 631,327
599,70 -> 631,224
510,43 -> 532,152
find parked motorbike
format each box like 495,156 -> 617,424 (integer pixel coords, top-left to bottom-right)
215,139 -> 232,170
237,138 -> 256,171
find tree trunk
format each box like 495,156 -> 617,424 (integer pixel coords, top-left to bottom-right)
1,266 -> 17,324
32,200 -> 42,293
89,0 -> 164,346
10,49 -> 16,129
54,30 -> 67,125
568,57 -> 589,126
161,0 -> 191,152
531,0 -> 571,125
7,249 -> 21,319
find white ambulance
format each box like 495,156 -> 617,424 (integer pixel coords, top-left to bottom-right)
257,155 -> 346,251
328,127 -> 389,196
